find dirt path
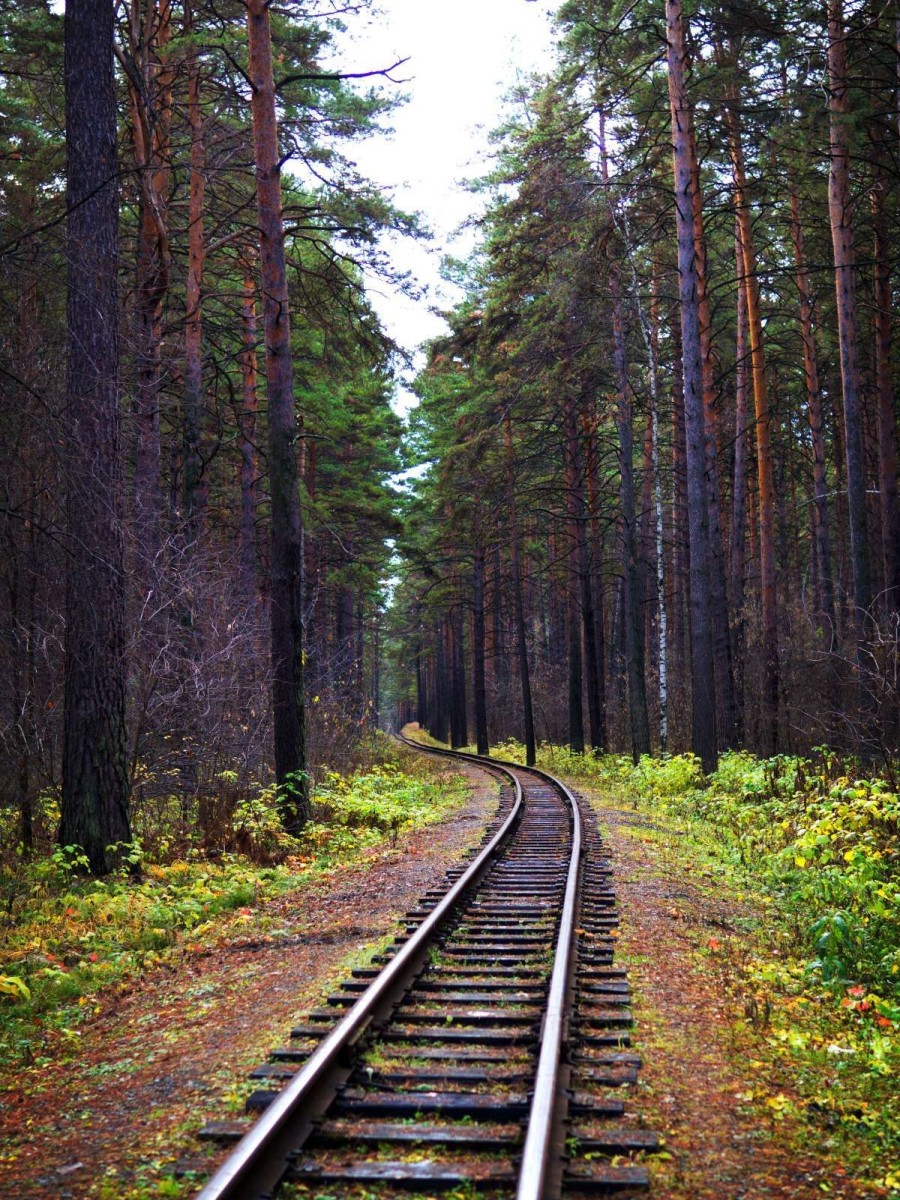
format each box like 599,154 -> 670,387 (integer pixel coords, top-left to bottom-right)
593,799 -> 874,1200
0,765 -> 498,1200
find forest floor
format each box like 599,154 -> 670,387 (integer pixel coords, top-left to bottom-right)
0,763 -> 499,1200
587,794 -> 884,1200
0,757 -> 893,1199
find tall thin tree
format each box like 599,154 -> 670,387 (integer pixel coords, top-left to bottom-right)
247,0 -> 308,826
60,0 -> 131,872
827,0 -> 872,625
666,0 -> 718,771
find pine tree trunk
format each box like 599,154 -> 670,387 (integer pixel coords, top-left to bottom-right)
450,602 -> 467,748
827,0 -> 872,625
183,0 -> 204,542
415,633 -> 427,729
60,0 -> 131,874
871,131 -> 900,605
564,394 -> 585,754
247,0 -> 308,824
730,222 -> 749,730
788,185 -> 836,631
570,400 -> 604,752
725,87 -> 778,753
610,270 -> 651,760
238,260 -> 259,596
689,100 -> 737,748
666,0 -> 718,771
472,537 -> 489,755
434,622 -> 450,743
582,406 -> 608,748
505,414 -> 536,764
128,0 -> 173,565
491,546 -> 509,726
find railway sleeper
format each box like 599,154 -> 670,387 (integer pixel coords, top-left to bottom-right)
408,988 -> 545,1002
332,1088 -> 530,1120
581,981 -> 630,996
285,1158 -> 518,1188
562,1162 -> 651,1192
350,1066 -> 531,1087
376,1025 -> 536,1045
577,1008 -> 635,1028
568,1127 -> 661,1154
313,1117 -> 522,1150
567,1093 -> 626,1117
377,1044 -> 531,1062
389,1006 -> 542,1025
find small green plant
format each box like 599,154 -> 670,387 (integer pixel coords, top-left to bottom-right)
0,755 -> 468,1072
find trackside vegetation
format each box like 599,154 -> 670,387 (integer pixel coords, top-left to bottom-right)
0,741 -> 469,1074
483,740 -> 900,1186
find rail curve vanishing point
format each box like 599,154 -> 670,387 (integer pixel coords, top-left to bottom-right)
188,736 -> 657,1199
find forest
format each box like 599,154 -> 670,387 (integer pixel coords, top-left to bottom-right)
1,0 -> 899,1195
401,0 -> 900,779
1,0 -> 897,869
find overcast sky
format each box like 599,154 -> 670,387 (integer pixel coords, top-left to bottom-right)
328,1 -> 562,407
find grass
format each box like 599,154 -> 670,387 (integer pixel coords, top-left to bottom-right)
0,738 -> 471,1074
483,737 -> 900,1196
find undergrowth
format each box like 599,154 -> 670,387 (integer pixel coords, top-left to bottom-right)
0,736 -> 468,1073
487,736 -> 900,1192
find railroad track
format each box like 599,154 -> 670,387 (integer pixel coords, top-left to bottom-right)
188,737 -> 657,1198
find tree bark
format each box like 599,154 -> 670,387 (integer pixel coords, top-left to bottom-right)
688,89 -> 738,749
472,527 -> 490,755
564,391 -> 585,754
730,221 -> 749,728
670,315 -> 690,682
827,0 -> 872,625
127,0 -> 173,565
449,602 -> 467,748
581,404 -> 608,749
610,270 -> 651,761
666,0 -> 718,771
871,127 -> 900,606
60,0 -> 132,873
238,259 -> 260,596
724,83 -> 778,753
616,215 -> 669,752
788,184 -> 836,632
247,0 -> 308,825
182,0 -> 204,542
505,413 -> 536,764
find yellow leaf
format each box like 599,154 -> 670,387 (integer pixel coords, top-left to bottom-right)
794,856 -> 807,868
0,975 -> 30,1002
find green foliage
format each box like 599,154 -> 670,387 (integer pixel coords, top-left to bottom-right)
0,748 -> 467,1071
493,740 -> 900,997
315,763 -> 451,841
519,738 -> 900,1183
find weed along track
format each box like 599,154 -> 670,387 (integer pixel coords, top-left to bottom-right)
189,739 -> 657,1199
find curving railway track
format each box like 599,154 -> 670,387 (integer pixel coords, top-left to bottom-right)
189,737 -> 657,1199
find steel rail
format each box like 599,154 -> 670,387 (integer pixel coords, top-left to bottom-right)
513,762 -> 581,1200
399,735 -> 584,1200
194,751 -> 523,1200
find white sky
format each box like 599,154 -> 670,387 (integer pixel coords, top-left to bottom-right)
328,1 -> 562,409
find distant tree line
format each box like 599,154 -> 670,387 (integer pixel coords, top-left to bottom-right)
391,0 -> 900,773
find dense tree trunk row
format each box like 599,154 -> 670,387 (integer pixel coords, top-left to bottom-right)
400,0 -> 900,770
0,0 -> 403,868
